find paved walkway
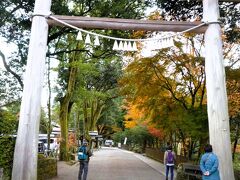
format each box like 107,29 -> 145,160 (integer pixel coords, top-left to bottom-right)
51,148 -> 176,180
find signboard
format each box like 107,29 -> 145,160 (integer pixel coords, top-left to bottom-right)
124,137 -> 127,145
89,131 -> 98,136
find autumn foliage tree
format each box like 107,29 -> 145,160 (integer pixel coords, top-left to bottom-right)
226,68 -> 240,159
120,35 -> 209,158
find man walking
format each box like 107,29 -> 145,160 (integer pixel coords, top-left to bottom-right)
78,140 -> 92,180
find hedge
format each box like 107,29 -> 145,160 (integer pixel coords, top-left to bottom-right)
0,139 -> 57,180
37,154 -> 57,180
0,136 -> 15,179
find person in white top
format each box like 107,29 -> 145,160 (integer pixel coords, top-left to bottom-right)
164,145 -> 176,180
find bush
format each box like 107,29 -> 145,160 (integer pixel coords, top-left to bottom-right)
234,169 -> 240,180
37,154 -> 57,180
233,153 -> 240,180
132,145 -> 143,153
0,144 -> 57,180
0,109 -> 17,179
113,125 -> 154,153
0,136 -> 15,179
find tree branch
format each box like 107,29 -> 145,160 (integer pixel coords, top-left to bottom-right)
0,50 -> 23,89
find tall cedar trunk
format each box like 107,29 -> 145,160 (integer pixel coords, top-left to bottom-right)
90,100 -> 104,131
83,99 -> 104,134
83,101 -> 90,139
59,57 -> 78,161
59,100 -> 69,161
82,99 -> 104,149
76,110 -> 81,146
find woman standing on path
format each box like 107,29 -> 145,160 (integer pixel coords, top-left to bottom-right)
200,144 -> 220,180
164,145 -> 176,180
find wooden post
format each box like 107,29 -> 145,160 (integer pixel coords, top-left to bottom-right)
203,0 -> 235,179
11,0 -> 51,179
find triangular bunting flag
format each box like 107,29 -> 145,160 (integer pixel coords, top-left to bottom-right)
85,34 -> 91,44
132,42 -> 137,51
123,41 -> 128,51
76,31 -> 83,40
127,42 -> 132,51
119,41 -> 124,50
94,36 -> 100,46
113,40 -> 119,50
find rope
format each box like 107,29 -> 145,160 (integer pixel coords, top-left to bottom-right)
31,12 -> 52,19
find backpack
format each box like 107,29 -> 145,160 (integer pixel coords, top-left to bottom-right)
78,146 -> 88,160
167,151 -> 174,164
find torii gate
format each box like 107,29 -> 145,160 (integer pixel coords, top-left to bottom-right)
11,0 -> 238,179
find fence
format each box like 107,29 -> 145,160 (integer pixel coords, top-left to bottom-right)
145,148 -> 188,166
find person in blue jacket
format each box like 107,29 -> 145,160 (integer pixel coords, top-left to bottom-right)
78,140 -> 92,180
200,144 -> 220,180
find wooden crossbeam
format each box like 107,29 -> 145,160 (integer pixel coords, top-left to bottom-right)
48,15 -> 207,33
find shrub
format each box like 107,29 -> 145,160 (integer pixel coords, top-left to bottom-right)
0,108 -> 18,179
233,153 -> 240,179
37,154 -> 57,180
132,144 -> 142,153
0,136 -> 15,180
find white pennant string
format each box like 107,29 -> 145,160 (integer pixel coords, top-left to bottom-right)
85,34 -> 91,44
127,42 -> 132,51
163,38 -> 167,48
166,38 -> 171,47
76,31 -> 83,40
170,38 -> 174,47
132,42 -> 137,51
94,36 -> 100,46
123,41 -> 128,51
130,43 -> 135,51
113,40 -> 119,50
158,40 -> 162,49
119,41 -> 124,50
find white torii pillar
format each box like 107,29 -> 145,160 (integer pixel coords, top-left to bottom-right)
203,0 -> 235,179
12,0 -> 51,179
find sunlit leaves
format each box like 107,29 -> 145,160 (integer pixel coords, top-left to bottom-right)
124,101 -> 145,128
119,35 -> 208,151
226,68 -> 240,118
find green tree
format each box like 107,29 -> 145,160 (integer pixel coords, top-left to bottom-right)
113,125 -> 153,153
97,97 -> 126,139
155,0 -> 239,42
39,108 -> 50,134
50,1 -> 154,160
226,67 -> 240,159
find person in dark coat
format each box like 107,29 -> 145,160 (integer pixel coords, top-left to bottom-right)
200,144 -> 220,180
